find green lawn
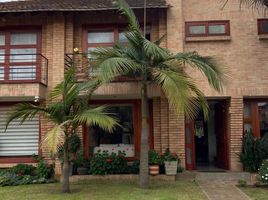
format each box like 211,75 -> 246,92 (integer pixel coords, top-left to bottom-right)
241,187 -> 268,200
0,180 -> 207,200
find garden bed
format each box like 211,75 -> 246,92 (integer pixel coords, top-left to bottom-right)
69,174 -> 176,182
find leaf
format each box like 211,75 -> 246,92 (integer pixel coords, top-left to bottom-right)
74,106 -> 119,132
151,68 -> 209,119
41,121 -> 70,154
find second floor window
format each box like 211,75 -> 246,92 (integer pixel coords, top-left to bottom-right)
85,26 -> 151,57
185,21 -> 230,37
0,30 -> 41,81
258,19 -> 268,35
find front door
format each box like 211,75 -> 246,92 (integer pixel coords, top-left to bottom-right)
185,100 -> 229,170
215,101 -> 229,169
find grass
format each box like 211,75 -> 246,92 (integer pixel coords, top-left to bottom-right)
0,180 -> 207,200
241,186 -> 268,200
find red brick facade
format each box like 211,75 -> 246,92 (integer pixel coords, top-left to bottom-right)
0,0 -> 267,172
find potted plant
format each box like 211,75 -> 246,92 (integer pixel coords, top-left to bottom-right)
74,150 -> 90,175
162,149 -> 180,175
148,150 -> 161,176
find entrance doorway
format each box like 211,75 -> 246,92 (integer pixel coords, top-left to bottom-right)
185,100 -> 229,171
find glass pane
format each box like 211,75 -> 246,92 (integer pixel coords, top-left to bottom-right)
91,105 -> 135,157
186,127 -> 191,144
208,24 -> 226,34
186,148 -> 192,164
258,102 -> 268,137
244,102 -> 251,118
10,48 -> 36,63
10,33 -> 37,45
0,49 -> 4,63
119,31 -> 129,43
244,123 -> 253,133
9,66 -> 36,80
262,21 -> 268,33
0,35 -> 5,46
189,25 -> 206,35
88,31 -> 114,44
0,66 -> 4,80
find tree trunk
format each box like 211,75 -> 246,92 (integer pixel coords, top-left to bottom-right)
139,82 -> 149,188
62,141 -> 70,193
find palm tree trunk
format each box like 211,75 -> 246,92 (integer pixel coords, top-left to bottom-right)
62,141 -> 70,193
139,82 -> 149,188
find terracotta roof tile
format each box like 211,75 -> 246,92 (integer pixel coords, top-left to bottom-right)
0,0 -> 168,12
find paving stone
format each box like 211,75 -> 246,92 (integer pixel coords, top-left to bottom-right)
197,180 -> 251,200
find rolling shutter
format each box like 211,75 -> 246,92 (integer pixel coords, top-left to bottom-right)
0,106 -> 39,156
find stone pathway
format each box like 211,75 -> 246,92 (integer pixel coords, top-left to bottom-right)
197,180 -> 251,200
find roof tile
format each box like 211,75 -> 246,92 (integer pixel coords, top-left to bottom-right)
0,0 -> 168,12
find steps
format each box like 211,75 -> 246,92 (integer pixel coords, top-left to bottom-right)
176,171 -> 252,182
196,172 -> 251,182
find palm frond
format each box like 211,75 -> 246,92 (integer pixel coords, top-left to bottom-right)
74,106 -> 119,132
154,34 -> 166,46
222,0 -> 268,9
113,0 -> 141,34
174,52 -> 223,92
143,39 -> 169,63
5,103 -> 47,131
151,68 -> 209,119
41,121 -> 69,154
92,48 -> 141,82
48,67 -> 76,101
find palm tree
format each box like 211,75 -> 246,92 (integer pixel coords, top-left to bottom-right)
223,0 -> 268,8
5,67 -> 118,193
91,0 -> 224,188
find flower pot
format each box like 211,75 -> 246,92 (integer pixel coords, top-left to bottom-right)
77,167 -> 88,175
164,161 -> 178,175
149,165 -> 159,176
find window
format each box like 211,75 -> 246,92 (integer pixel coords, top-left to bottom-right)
258,19 -> 268,35
243,100 -> 268,138
88,105 -> 135,157
186,21 -> 230,37
0,30 -> 41,82
0,106 -> 39,156
84,26 -> 151,77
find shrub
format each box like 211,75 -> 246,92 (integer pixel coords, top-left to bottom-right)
161,149 -> 180,162
10,164 -> 36,176
238,179 -> 247,187
258,159 -> 268,185
148,150 -> 161,165
129,160 -> 140,174
0,170 -> 55,187
240,131 -> 268,172
73,149 -> 90,168
35,157 -> 54,179
57,133 -> 81,162
89,151 -> 128,175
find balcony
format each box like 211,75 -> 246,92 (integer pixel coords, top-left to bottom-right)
0,53 -> 48,101
65,53 -> 161,98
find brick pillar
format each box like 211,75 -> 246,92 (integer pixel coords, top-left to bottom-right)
177,113 -> 185,168
160,96 -> 169,152
65,14 -> 74,54
153,97 -> 161,152
158,9 -> 167,49
40,14 -> 66,174
229,97 -> 243,171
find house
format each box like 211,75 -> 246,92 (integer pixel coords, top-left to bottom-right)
0,0 -> 267,173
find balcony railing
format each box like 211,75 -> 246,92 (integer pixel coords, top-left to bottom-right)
0,54 -> 48,86
65,53 -> 141,82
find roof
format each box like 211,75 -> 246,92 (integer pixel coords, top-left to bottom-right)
0,0 -> 168,13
